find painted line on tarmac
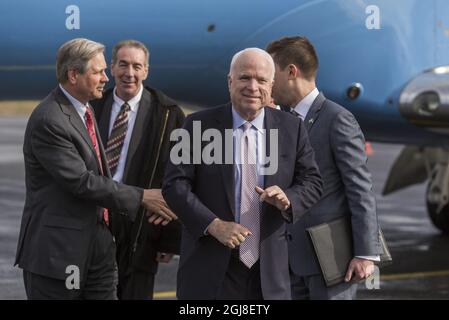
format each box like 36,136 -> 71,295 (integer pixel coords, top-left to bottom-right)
381,270 -> 449,281
154,291 -> 176,299
152,270 -> 449,298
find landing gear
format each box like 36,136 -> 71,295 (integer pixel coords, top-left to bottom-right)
426,164 -> 449,234
383,146 -> 449,234
426,197 -> 449,234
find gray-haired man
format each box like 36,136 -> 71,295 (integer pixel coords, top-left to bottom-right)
15,38 -> 176,299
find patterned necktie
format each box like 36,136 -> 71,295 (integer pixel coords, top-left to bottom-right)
105,102 -> 130,177
84,106 -> 109,225
239,122 -> 260,268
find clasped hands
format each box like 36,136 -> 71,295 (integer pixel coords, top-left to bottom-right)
208,185 -> 290,248
141,189 -> 177,226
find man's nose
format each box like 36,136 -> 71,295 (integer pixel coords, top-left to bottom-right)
246,78 -> 258,91
125,65 -> 134,77
102,71 -> 109,82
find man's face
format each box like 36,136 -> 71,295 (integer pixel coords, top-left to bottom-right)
271,62 -> 295,108
75,52 -> 108,102
228,53 -> 273,117
111,46 -> 148,101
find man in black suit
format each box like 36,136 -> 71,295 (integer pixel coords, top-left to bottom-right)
15,38 -> 177,299
162,48 -> 322,299
92,40 -> 185,300
267,36 -> 381,299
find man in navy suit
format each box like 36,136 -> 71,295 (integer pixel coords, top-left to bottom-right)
267,36 -> 381,300
162,48 -> 322,299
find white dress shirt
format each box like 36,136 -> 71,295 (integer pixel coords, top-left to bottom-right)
59,84 -> 88,127
292,87 -> 319,120
108,85 -> 144,183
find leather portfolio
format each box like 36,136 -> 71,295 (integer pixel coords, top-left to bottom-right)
306,216 -> 392,287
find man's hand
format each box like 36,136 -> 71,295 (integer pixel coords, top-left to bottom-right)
142,189 -> 177,226
207,218 -> 252,249
255,185 -> 290,211
344,257 -> 375,282
155,252 -> 174,263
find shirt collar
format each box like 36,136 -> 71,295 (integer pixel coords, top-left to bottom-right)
112,84 -> 144,112
292,87 -> 319,119
231,106 -> 265,133
59,83 -> 88,115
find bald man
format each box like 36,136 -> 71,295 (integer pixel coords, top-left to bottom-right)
162,48 -> 322,299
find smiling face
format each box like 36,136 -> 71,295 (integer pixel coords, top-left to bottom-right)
111,46 -> 148,101
228,50 -> 274,120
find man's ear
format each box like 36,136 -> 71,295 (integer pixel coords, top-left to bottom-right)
288,64 -> 300,79
143,65 -> 149,81
67,69 -> 78,84
227,75 -> 232,90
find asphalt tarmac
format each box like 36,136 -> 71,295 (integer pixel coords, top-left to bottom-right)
1,116 -> 448,300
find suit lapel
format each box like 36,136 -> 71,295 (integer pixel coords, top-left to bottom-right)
216,104 -> 235,216
56,88 -> 97,156
122,88 -> 152,182
98,93 -> 114,147
263,108 -> 280,189
91,106 -> 111,177
304,92 -> 326,132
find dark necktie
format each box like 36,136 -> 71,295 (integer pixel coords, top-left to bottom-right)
105,102 -> 130,177
84,106 -> 109,225
290,108 -> 301,118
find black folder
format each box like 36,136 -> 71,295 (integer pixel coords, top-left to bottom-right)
306,216 -> 392,287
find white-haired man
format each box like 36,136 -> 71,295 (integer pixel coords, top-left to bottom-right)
162,48 -> 322,299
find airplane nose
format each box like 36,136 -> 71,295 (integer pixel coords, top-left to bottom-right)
398,67 -> 449,130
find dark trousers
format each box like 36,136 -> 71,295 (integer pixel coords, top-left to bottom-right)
216,250 -> 263,300
290,271 -> 358,300
23,222 -> 117,300
117,268 -> 155,300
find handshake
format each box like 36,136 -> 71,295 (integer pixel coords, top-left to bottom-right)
141,189 -> 178,225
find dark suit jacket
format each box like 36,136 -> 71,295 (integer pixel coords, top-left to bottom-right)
93,86 -> 185,274
162,104 -> 323,299
286,93 -> 382,276
15,87 -> 143,281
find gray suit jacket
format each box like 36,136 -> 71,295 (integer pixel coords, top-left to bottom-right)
162,104 -> 323,299
15,87 -> 143,281
287,93 -> 381,276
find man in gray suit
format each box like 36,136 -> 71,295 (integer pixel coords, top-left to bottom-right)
267,36 -> 381,300
15,38 -> 176,299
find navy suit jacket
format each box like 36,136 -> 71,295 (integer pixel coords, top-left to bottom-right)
162,104 -> 322,299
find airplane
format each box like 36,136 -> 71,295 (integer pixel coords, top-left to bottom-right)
1,0 -> 449,233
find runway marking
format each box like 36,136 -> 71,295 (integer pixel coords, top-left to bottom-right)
152,270 -> 449,298
153,291 -> 176,299
381,270 -> 449,281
